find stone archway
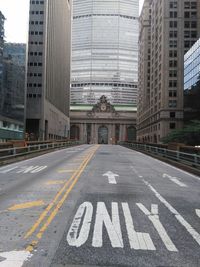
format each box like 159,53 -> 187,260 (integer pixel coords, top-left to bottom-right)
98,126 -> 108,144
70,125 -> 80,140
127,126 -> 136,142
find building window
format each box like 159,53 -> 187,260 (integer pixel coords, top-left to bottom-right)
170,122 -> 176,129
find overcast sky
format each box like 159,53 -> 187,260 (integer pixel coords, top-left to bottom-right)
0,0 -> 145,43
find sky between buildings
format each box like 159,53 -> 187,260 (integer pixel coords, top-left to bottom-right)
0,0 -> 144,43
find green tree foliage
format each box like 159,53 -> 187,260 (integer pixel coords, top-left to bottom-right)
162,120 -> 200,145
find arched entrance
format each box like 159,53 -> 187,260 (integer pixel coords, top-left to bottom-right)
127,126 -> 136,142
70,125 -> 80,140
98,126 -> 108,144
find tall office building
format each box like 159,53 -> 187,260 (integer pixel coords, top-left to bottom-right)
26,0 -> 71,140
137,0 -> 200,143
71,0 -> 139,106
0,11 -> 5,111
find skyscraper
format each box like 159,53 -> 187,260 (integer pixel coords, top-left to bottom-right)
71,0 -> 139,106
26,0 -> 71,140
137,0 -> 200,143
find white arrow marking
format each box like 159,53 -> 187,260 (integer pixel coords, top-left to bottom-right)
196,209 -> 200,219
103,171 -> 119,184
163,174 -> 187,187
0,250 -> 32,267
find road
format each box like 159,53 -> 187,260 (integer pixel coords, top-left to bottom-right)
0,144 -> 199,267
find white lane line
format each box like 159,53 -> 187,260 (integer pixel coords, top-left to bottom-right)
103,171 -> 119,184
67,202 -> 93,247
92,202 -> 123,248
196,209 -> 200,219
136,203 -> 178,252
163,173 -> 187,188
122,202 -> 155,250
143,179 -> 200,246
0,250 -> 32,267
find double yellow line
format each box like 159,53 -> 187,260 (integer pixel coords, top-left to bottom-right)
25,145 -> 99,252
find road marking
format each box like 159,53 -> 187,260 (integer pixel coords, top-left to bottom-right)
92,202 -> 123,248
122,202 -> 155,250
25,146 -> 99,251
0,166 -> 19,173
57,169 -> 75,173
0,250 -> 32,267
8,200 -> 45,211
67,202 -> 93,247
196,209 -> 200,218
143,179 -> 200,246
36,149 -> 98,240
45,180 -> 65,185
136,203 -> 178,252
103,171 -> 119,184
16,166 -> 47,174
163,174 -> 187,187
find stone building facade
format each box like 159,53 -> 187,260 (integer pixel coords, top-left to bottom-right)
70,96 -> 137,144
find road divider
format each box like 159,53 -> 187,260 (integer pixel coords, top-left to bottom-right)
24,145 -> 99,252
8,201 -> 45,211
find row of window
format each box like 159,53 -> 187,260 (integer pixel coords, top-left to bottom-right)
28,62 -> 43,66
71,82 -> 137,88
169,21 -> 197,28
29,31 -> 43,35
29,52 -> 43,56
29,41 -> 43,45
28,73 -> 42,77
31,0 -> 44,4
169,1 -> 197,9
29,21 -> 43,25
30,11 -> 44,15
27,93 -> 42,98
27,83 -> 42,87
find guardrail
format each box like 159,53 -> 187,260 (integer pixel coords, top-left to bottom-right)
119,142 -> 200,169
0,141 -> 82,162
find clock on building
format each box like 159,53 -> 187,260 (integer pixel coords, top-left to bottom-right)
100,103 -> 107,112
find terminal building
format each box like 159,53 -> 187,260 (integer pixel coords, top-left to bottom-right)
70,0 -> 139,144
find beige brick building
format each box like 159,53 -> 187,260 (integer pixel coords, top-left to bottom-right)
137,0 -> 200,143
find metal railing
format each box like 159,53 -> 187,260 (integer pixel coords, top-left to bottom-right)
119,142 -> 200,169
0,141 -> 82,162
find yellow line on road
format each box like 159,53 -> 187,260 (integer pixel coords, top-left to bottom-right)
45,180 -> 65,185
36,148 -> 98,240
8,201 -> 45,211
57,169 -> 75,173
24,146 -> 98,241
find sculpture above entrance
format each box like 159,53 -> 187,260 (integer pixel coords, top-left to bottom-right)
87,96 -> 117,117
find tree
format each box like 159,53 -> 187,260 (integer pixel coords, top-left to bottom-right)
162,120 -> 200,146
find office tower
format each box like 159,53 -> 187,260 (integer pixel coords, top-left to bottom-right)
26,0 -> 71,140
137,0 -> 200,143
71,0 -> 139,106
0,11 -> 5,112
184,38 -> 200,123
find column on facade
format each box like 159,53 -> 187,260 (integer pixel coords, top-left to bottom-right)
119,124 -> 123,141
112,124 -> 115,144
108,124 -> 112,144
83,123 -> 87,143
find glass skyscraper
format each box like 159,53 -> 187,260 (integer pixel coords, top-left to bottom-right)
71,0 -> 139,105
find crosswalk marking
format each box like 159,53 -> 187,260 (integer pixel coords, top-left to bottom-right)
122,202 -> 155,250
143,179 -> 200,247
136,203 -> 178,252
92,202 -> 123,248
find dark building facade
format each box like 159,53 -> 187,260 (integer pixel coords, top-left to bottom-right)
26,0 -> 71,141
0,43 -> 26,141
184,38 -> 200,123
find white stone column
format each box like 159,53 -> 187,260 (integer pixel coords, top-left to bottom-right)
108,124 -> 112,144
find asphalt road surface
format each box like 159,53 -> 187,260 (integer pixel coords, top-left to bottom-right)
0,144 -> 199,267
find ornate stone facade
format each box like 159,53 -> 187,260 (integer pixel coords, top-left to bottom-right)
70,96 -> 136,144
